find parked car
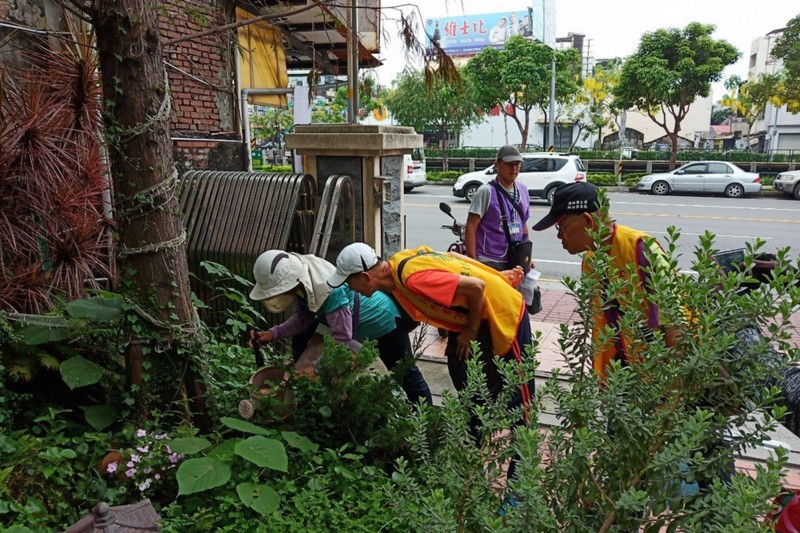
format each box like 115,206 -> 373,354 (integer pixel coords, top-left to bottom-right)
404,148 -> 427,192
637,161 -> 761,198
452,152 -> 587,204
774,170 -> 800,200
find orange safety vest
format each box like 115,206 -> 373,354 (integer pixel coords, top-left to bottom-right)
583,225 -> 672,381
388,246 -> 524,356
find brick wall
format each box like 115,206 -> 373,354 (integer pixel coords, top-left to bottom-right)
0,0 -> 45,70
159,0 -> 244,170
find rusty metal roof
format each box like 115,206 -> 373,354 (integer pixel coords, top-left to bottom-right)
237,0 -> 382,75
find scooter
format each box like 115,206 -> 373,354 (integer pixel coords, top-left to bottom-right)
437,202 -> 466,338
439,202 -> 466,255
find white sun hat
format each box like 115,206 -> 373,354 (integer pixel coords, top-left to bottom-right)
250,250 -> 335,313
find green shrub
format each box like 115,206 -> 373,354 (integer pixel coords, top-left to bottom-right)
254,164 -> 293,173
427,170 -> 461,182
388,197 -> 800,531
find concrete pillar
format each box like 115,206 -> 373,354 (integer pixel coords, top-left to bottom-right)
285,125 -> 423,258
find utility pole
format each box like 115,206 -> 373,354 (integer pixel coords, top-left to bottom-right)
347,0 -> 359,124
546,0 -> 555,149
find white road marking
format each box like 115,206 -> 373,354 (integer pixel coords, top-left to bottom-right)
612,200 -> 798,213
643,230 -> 773,240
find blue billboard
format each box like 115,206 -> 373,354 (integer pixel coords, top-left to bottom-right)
424,2 -> 550,57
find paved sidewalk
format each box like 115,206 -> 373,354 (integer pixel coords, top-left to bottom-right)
411,281 -> 800,488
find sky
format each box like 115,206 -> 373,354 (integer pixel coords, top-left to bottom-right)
372,0 -> 800,102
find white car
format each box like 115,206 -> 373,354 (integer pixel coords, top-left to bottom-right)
774,170 -> 800,200
403,148 -> 427,192
637,161 -> 761,198
452,152 -> 587,204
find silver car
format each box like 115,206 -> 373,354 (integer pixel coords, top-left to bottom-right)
637,161 -> 761,198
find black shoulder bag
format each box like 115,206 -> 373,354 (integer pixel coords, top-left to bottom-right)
490,181 -> 533,274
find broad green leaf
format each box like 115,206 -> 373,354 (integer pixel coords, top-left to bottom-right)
17,321 -> 69,345
221,416 -> 272,435
207,438 -> 241,461
60,356 -> 103,389
168,437 -> 211,455
176,457 -> 230,496
281,431 -> 318,453
82,404 -> 118,431
234,436 -> 288,471
236,483 -> 280,516
66,296 -> 124,321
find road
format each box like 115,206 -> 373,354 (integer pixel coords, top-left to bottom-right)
402,185 -> 800,283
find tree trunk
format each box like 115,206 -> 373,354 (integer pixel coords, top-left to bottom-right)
668,132 -> 679,170
91,0 -> 200,415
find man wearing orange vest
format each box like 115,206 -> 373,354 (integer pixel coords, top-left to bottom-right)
531,181 -> 681,380
532,182 -> 740,493
328,243 -> 534,487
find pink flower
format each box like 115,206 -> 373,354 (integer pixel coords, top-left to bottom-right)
125,468 -> 136,478
127,461 -> 135,468
130,454 -> 141,463
136,446 -> 149,454
155,473 -> 161,480
136,429 -> 147,438
168,452 -> 181,464
106,462 -> 118,474
155,433 -> 169,440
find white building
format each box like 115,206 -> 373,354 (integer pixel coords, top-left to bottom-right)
748,29 -> 800,153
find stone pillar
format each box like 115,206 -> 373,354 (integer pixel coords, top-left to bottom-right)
285,125 -> 422,258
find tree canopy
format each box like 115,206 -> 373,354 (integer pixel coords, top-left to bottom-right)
564,61 -> 620,150
384,69 -> 479,169
464,36 -> 580,151
772,12 -> 800,112
721,74 -> 782,150
613,22 -> 739,168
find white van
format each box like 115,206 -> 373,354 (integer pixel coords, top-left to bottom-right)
403,148 -> 427,192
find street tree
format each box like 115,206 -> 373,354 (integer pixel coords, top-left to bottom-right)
311,76 -> 386,123
564,62 -> 620,150
613,23 -> 739,169
721,74 -> 782,151
464,36 -> 580,151
86,0 -> 201,411
772,12 -> 800,112
384,69 -> 479,170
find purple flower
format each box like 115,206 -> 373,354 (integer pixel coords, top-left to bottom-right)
136,446 -> 149,454
127,461 -> 135,468
168,452 -> 181,464
154,473 -> 161,480
138,479 -> 152,492
155,433 -> 169,440
125,468 -> 136,478
130,454 -> 141,463
144,468 -> 152,474
106,462 -> 118,474
136,429 -> 147,438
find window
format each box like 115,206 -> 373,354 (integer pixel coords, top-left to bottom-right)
552,158 -> 568,171
682,164 -> 707,174
524,158 -> 549,172
707,163 -> 730,174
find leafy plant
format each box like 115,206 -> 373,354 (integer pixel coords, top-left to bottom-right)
389,196 -> 799,531
2,293 -> 127,429
0,408 -> 122,530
